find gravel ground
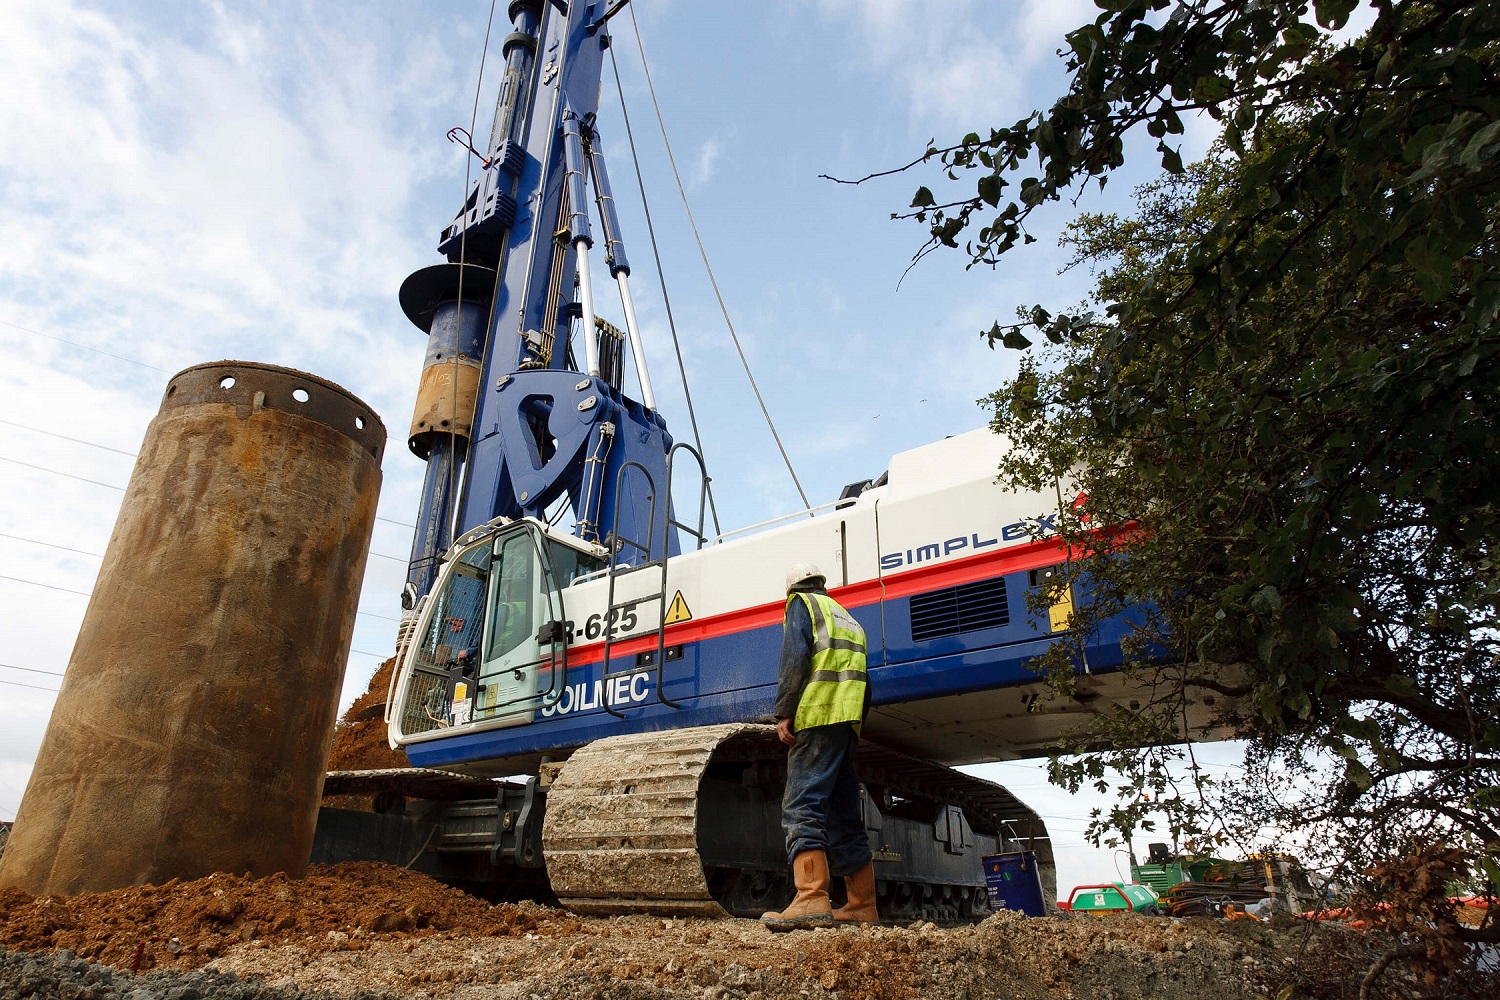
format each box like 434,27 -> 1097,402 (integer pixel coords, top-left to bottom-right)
3,861 -> 1462,999
0,947 -> 400,999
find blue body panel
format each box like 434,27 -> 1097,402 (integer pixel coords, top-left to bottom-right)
403,569 -> 1133,770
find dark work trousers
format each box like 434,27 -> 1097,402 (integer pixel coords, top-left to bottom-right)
781,721 -> 873,877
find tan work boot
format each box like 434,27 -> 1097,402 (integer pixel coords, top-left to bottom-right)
832,861 -> 879,923
761,850 -> 834,931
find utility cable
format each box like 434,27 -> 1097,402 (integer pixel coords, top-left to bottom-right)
0,526 -> 407,573
0,662 -> 65,677
0,565 -> 398,625
0,491 -> 411,563
0,455 -> 125,491
607,41 -> 720,535
0,573 -> 92,597
0,418 -> 137,457
0,464 -> 412,564
0,318 -> 172,373
0,532 -> 103,559
625,6 -> 810,511
0,427 -> 416,529
0,676 -> 58,693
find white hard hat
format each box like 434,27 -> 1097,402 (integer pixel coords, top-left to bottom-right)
785,562 -> 826,593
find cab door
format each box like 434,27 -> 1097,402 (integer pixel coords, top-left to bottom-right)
473,522 -> 573,725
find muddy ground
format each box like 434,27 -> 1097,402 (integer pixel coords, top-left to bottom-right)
4,665 -> 1490,999
0,859 -> 1484,999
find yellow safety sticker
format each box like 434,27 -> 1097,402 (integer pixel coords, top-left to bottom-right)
664,590 -> 693,624
1048,583 -> 1074,633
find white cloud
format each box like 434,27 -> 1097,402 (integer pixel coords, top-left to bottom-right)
0,0 -> 472,822
810,0 -> 1098,133
691,138 -> 722,189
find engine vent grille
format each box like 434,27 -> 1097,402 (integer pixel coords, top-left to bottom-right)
909,577 -> 1010,642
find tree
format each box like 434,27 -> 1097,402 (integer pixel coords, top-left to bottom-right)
881,0 -> 1499,976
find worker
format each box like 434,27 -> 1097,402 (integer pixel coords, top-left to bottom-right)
761,562 -> 878,931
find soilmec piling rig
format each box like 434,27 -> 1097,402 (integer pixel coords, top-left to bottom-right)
316,1 -> 1231,921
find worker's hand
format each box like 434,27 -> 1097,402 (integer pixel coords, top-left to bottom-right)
775,717 -> 795,746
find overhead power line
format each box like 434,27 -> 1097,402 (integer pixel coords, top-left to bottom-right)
0,573 -> 93,597
0,676 -> 59,693
0,571 -> 397,626
0,317 -> 172,373
0,468 -> 409,562
0,662 -> 66,678
0,455 -> 125,491
0,532 -> 104,559
0,417 -> 138,457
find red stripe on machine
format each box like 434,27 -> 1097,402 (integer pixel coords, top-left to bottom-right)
566,536 -> 1069,666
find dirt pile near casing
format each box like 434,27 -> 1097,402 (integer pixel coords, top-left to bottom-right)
0,862 -> 578,973
325,657 -> 408,777
3,861 -> 1491,998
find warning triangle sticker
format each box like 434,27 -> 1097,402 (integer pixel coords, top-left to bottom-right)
664,590 -> 693,624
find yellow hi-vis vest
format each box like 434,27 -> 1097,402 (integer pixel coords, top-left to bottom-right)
789,592 -> 868,733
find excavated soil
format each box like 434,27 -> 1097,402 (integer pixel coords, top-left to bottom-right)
1,860 -> 1472,999
8,667 -> 1488,997
326,658 -> 409,775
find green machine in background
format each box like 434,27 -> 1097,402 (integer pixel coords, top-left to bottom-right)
1124,842 -> 1321,916
1130,841 -> 1252,893
1065,882 -> 1163,914
1130,842 -> 1197,894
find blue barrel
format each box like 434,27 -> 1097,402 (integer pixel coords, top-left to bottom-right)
983,851 -> 1047,916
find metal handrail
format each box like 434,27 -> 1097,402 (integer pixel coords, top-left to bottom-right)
710,497 -> 851,544
600,461 -> 660,717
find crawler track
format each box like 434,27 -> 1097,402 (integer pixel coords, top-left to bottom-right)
539,723 -> 1056,919
541,723 -> 763,916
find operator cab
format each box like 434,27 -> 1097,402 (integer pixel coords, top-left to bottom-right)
390,518 -> 605,742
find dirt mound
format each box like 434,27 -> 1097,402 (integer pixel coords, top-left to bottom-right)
325,657 -> 408,779
3,862 -> 1492,999
0,862 -> 577,973
196,909 -> 1431,1000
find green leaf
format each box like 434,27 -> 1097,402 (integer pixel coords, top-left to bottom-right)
1157,141 -> 1183,174
1002,329 -> 1033,351
1404,240 -> 1452,302
1344,759 -> 1374,792
1459,120 -> 1500,172
1312,0 -> 1357,30
1249,585 -> 1282,615
1383,675 -> 1419,698
911,186 -> 935,209
978,174 -> 1001,208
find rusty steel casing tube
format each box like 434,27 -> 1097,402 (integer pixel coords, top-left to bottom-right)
0,362 -> 385,896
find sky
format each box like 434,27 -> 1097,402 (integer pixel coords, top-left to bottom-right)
0,0 -> 1241,893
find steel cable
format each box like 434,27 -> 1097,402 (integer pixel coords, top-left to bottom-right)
624,6 -> 811,511
606,41 -> 719,535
